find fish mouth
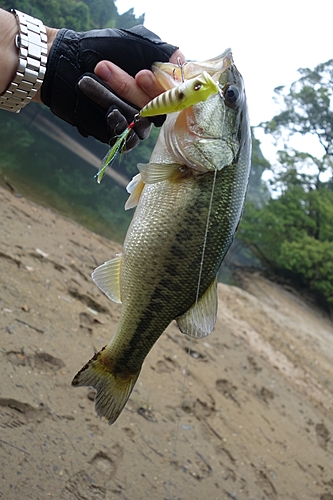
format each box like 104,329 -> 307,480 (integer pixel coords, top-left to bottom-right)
153,48 -> 234,85
165,51 -> 240,172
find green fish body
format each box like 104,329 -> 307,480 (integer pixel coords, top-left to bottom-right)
72,50 -> 252,424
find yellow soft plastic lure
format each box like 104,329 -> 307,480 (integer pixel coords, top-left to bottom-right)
96,72 -> 219,183
140,71 -> 219,117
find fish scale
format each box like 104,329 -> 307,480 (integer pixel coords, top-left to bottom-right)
72,49 -> 251,424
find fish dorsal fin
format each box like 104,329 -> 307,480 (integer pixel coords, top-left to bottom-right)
92,255 -> 122,304
125,174 -> 145,210
138,163 -> 182,184
176,277 -> 218,338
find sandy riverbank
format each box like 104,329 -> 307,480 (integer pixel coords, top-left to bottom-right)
1,185 -> 333,500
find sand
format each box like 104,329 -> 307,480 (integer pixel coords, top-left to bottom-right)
1,185 -> 333,500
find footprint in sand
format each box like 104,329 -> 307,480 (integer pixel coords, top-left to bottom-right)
65,446 -> 124,499
5,350 -> 65,370
0,398 -> 49,429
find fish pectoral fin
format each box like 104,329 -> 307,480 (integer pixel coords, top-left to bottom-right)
138,163 -> 183,184
92,254 -> 122,304
125,163 -> 186,209
176,278 -> 218,338
72,346 -> 140,425
125,173 -> 145,210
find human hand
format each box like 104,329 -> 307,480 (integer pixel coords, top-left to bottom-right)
94,48 -> 185,110
41,25 -> 182,146
76,49 -> 185,152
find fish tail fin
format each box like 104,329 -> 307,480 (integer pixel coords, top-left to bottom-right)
72,346 -> 140,425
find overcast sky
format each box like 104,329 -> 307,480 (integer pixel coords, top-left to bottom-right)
116,0 -> 333,161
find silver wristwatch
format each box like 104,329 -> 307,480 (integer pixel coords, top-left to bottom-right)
0,9 -> 47,113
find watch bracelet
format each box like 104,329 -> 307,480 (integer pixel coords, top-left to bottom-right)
0,9 -> 47,113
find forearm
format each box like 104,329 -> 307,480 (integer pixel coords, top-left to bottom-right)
0,8 -> 58,102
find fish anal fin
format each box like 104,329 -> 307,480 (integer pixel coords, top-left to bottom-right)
92,255 -> 122,304
138,162 -> 187,185
176,277 -> 218,338
72,346 -> 140,425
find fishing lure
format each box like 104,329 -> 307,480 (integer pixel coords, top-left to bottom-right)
140,71 -> 219,117
96,71 -> 219,183
95,122 -> 135,184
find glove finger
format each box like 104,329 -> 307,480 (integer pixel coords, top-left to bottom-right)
79,74 -> 139,122
107,108 -> 128,136
106,109 -> 139,152
106,104 -> 152,143
123,129 -> 140,152
80,74 -> 163,132
133,115 -> 152,140
78,75 -> 117,110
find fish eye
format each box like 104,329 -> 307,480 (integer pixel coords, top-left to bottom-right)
223,85 -> 239,106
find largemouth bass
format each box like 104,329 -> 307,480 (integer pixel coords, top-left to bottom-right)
72,49 -> 251,425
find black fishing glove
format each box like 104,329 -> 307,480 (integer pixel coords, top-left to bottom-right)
41,26 -> 178,145
77,73 -> 151,151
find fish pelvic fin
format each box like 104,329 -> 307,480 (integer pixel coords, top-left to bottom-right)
176,277 -> 218,338
72,346 -> 140,425
125,173 -> 145,210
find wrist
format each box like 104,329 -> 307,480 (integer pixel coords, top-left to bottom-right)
0,9 -> 54,112
33,26 -> 58,103
0,9 -> 19,94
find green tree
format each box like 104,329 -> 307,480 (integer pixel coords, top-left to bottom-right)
240,60 -> 333,311
263,59 -> 333,158
81,0 -> 116,28
246,131 -> 270,207
1,0 -> 144,30
116,8 -> 145,29
1,0 -> 91,29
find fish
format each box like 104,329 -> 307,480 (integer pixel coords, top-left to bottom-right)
72,49 -> 252,425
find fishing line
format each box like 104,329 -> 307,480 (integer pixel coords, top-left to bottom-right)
167,167 -> 218,499
167,333 -> 193,498
167,101 -> 225,499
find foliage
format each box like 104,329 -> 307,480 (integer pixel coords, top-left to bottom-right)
245,131 -> 270,207
1,0 -> 91,29
240,60 -> 333,311
116,8 -> 145,29
1,0 -> 144,30
81,0 -> 116,28
80,1 -> 144,29
263,59 -> 333,158
241,179 -> 333,257
279,237 -> 333,305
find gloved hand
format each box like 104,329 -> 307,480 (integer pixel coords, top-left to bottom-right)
41,25 -> 178,145
77,73 -> 154,152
